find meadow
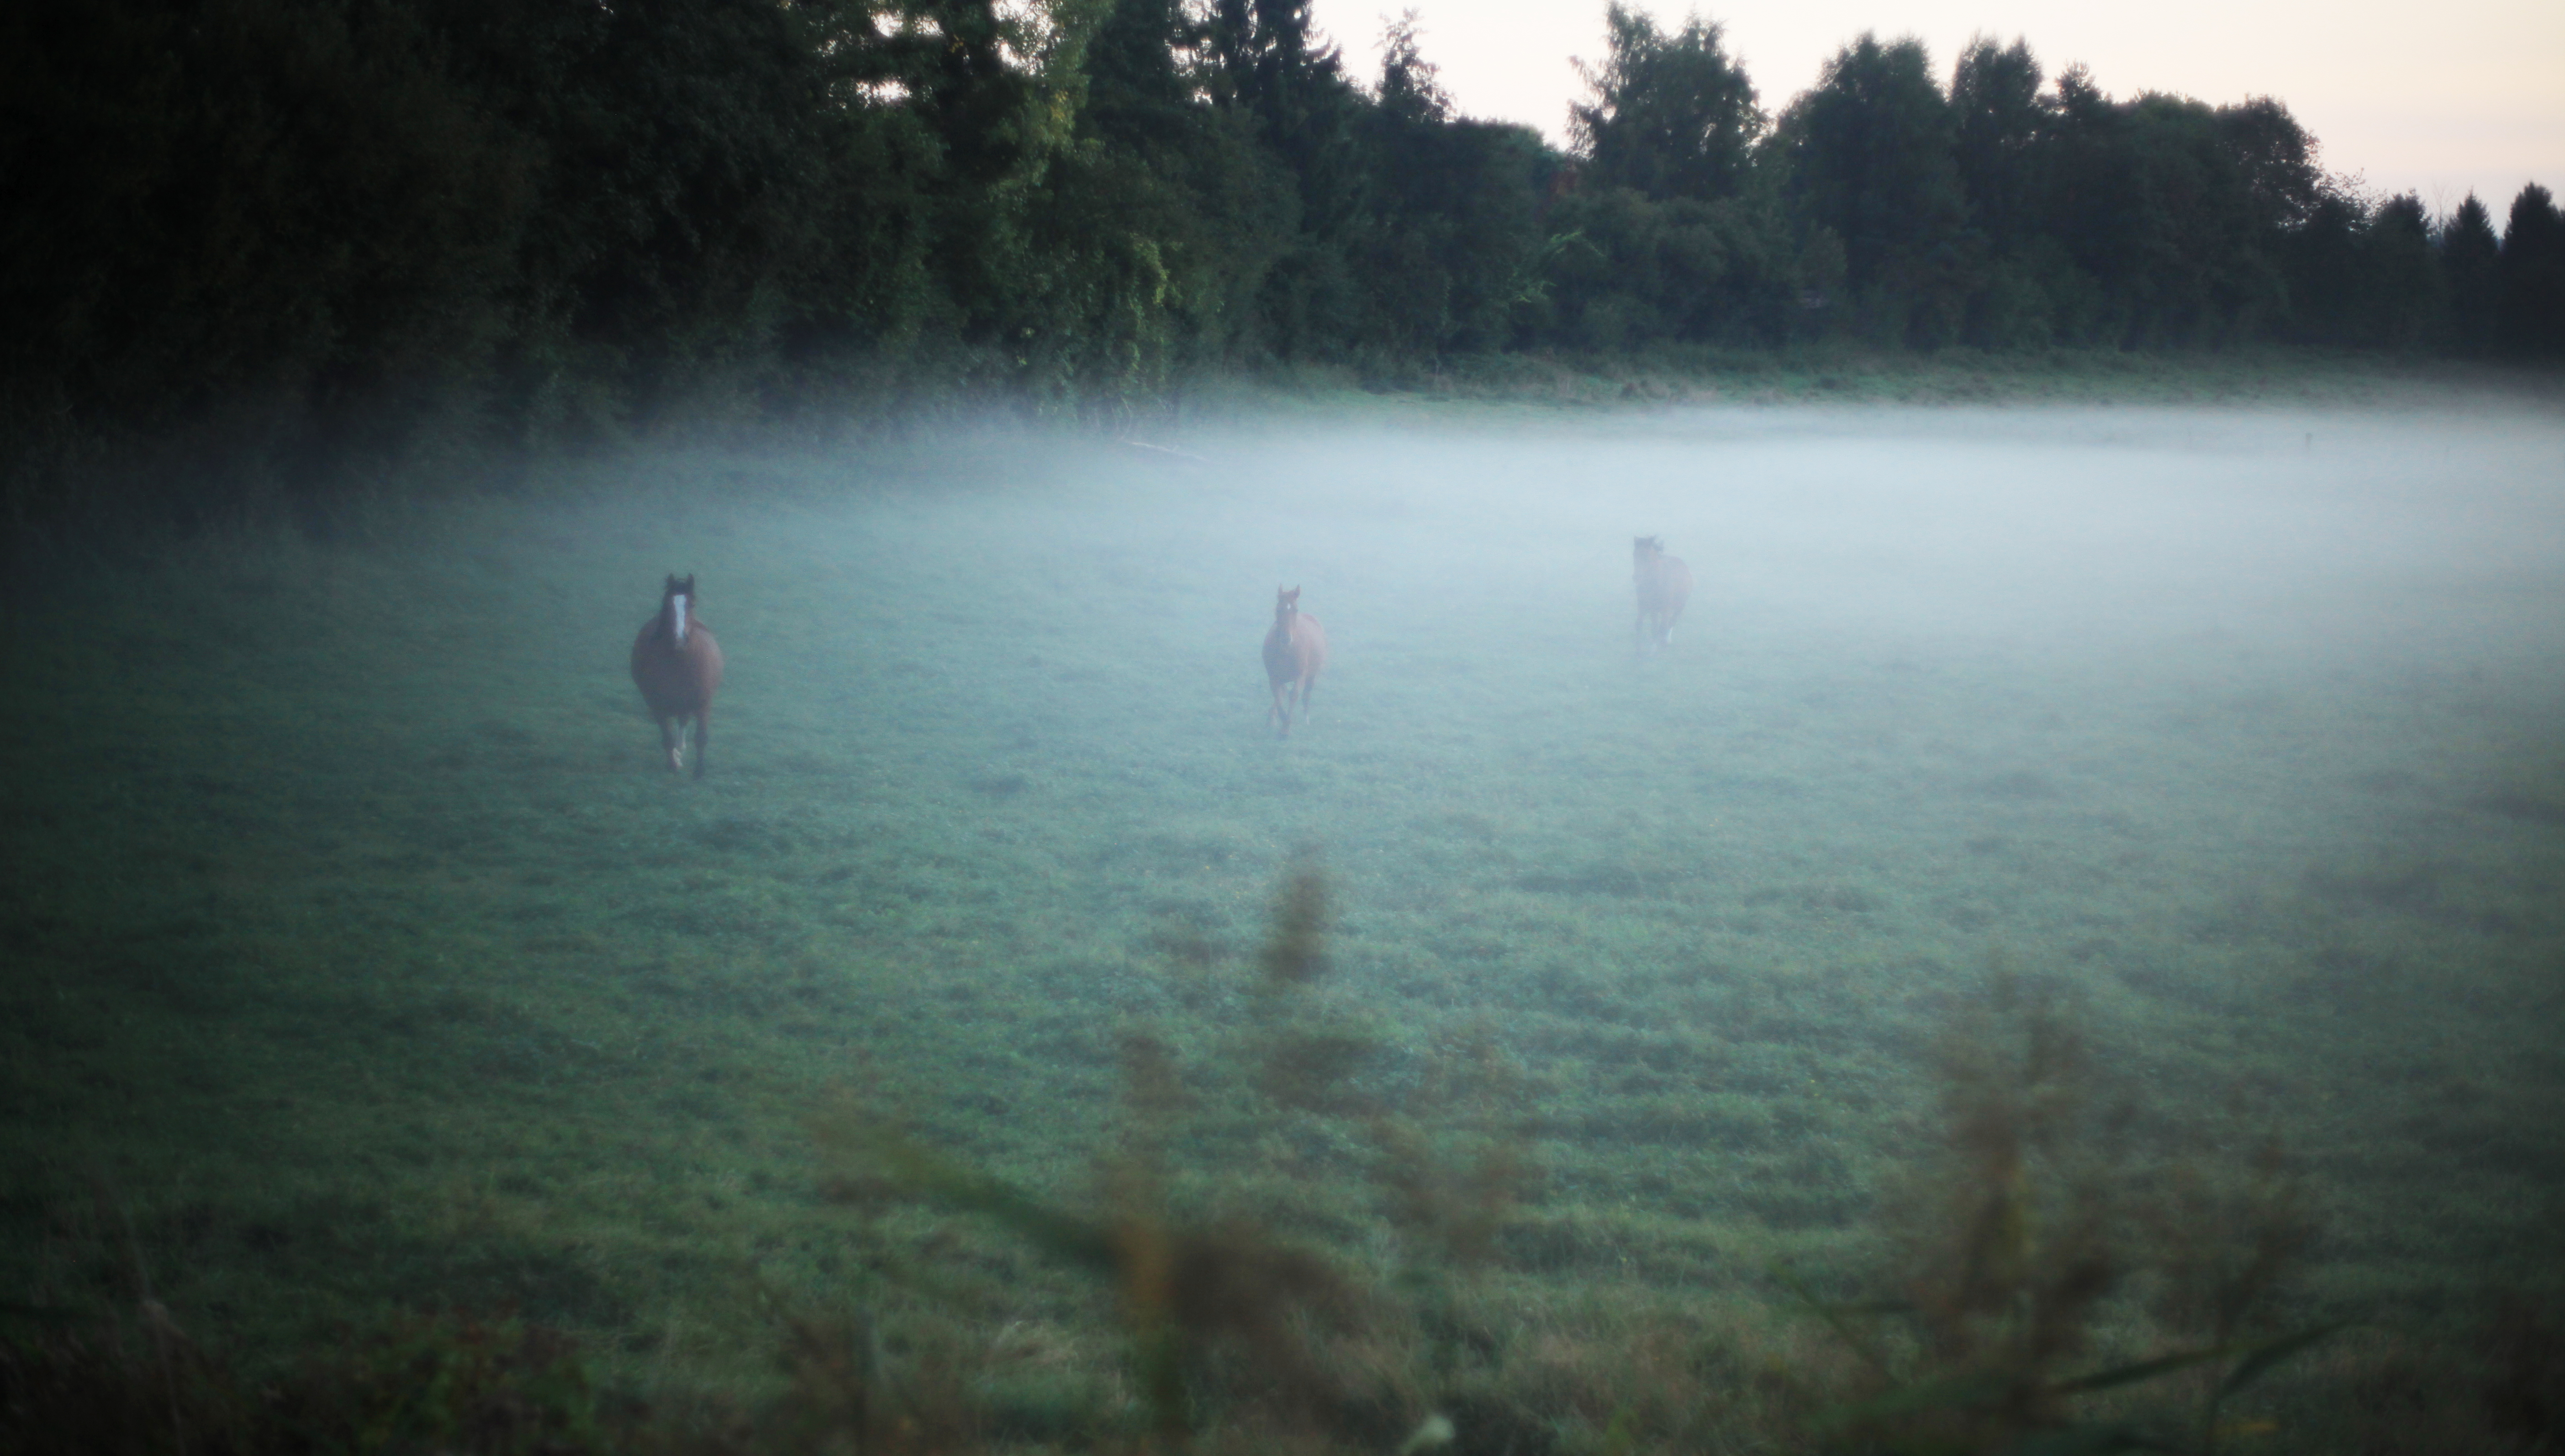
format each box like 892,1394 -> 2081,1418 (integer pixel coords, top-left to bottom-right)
4,388 -> 2562,1449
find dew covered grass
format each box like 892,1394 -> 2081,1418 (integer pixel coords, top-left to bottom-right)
4,396 -> 2562,1430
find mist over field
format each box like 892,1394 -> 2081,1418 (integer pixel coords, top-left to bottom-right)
6,397 -> 2563,1445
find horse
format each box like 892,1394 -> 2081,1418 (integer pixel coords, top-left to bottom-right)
1262,586 -> 1328,738
630,573 -> 725,778
1633,536 -> 1692,651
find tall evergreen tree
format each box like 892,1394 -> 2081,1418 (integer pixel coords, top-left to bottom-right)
1207,0 -> 1362,184
2286,184 -> 2370,341
2440,194 -> 2502,355
2363,194 -> 2442,346
2498,184 -> 2565,357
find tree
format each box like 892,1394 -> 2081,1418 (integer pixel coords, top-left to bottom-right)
1949,37 -> 2048,249
1774,34 -> 1968,345
2440,194 -> 2502,354
2362,194 -> 2442,347
2498,184 -> 2565,357
2038,72 -> 2311,346
1375,11 -> 1452,127
1339,17 -> 1556,357
2285,185 -> 2370,342
0,0 -> 534,519
1530,186 -> 1796,349
1206,0 -> 1363,187
2217,96 -> 2323,234
1200,0 -> 1374,356
1568,5 -> 1761,202
1025,0 -> 1295,396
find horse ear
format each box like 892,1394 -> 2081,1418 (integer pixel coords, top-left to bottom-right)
682,574 -> 697,594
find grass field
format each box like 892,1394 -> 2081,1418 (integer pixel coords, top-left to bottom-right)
5,387 -> 2563,1449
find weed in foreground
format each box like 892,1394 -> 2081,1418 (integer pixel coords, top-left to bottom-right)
811,860 -> 1513,1451
1784,971 -> 2343,1453
15,870 -> 2548,1453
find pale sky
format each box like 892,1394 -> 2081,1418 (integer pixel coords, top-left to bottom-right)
1308,0 -> 2564,215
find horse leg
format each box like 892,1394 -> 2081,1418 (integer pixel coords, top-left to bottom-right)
1271,683 -> 1293,738
660,715 -> 683,773
693,704 -> 712,780
1298,671 -> 1316,722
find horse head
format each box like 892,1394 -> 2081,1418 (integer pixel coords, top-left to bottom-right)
1274,585 -> 1301,627
660,573 -> 697,645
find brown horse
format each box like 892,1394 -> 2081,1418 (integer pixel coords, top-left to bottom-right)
1633,536 -> 1692,651
631,573 -> 725,778
1262,586 -> 1328,738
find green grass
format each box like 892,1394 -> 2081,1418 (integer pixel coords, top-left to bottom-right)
4,392 -> 2563,1447
1241,343 -> 2565,411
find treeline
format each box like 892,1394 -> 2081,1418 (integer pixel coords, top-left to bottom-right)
4,0 -> 2562,521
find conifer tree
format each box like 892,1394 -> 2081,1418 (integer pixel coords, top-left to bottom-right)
2440,194 -> 2503,354
2499,184 -> 2565,357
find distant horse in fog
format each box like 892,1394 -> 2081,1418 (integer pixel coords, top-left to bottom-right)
631,573 -> 725,777
1262,586 -> 1328,738
1633,537 -> 1691,652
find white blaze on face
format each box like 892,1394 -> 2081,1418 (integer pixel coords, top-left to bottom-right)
668,593 -> 689,645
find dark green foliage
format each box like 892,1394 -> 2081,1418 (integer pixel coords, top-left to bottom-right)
0,1307 -> 606,1456
1535,7 -> 1795,349
1205,0 -> 1365,233
1950,37 -> 2048,251
2274,189 -> 2446,348
1074,0 -> 1296,376
2363,195 -> 2448,347
1350,28 -> 1554,357
0,0 -> 533,522
1533,188 -> 1799,348
3,0 -> 2557,529
1945,37 -> 2070,348
1775,35 -> 1972,348
2442,195 -> 2505,354
1568,5 -> 1762,203
2499,184 -> 2565,358
425,0 -> 847,424
2037,81 -> 2312,347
